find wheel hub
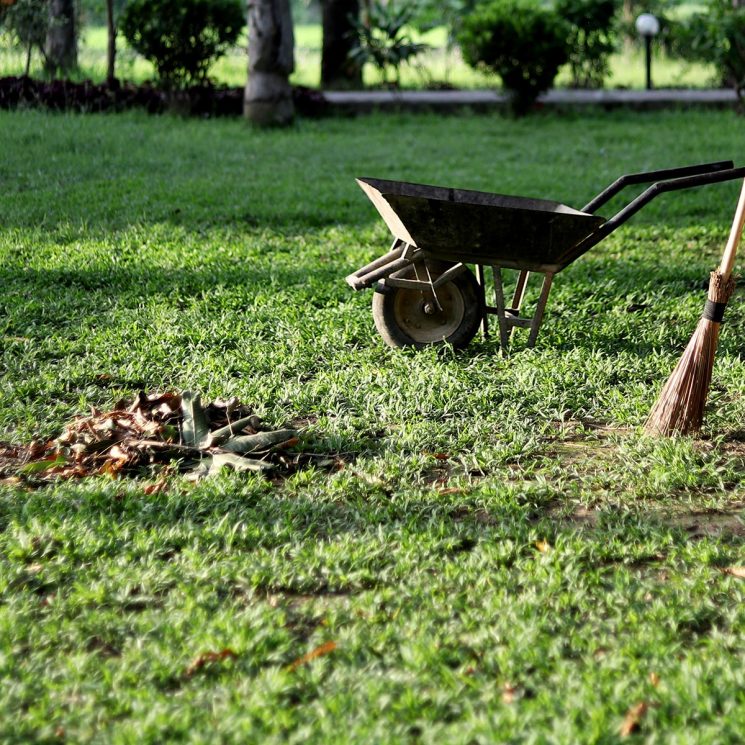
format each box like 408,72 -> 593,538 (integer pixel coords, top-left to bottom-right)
392,284 -> 466,343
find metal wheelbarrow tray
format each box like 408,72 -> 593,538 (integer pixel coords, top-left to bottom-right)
346,161 -> 745,350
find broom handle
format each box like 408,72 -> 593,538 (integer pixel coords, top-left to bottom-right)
720,178 -> 745,279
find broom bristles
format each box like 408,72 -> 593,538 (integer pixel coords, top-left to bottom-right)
645,271 -> 735,436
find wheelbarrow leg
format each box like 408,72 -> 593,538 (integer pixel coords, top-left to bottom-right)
475,264 -> 489,339
509,270 -> 530,342
492,267 -> 510,350
511,270 -> 530,313
527,272 -> 554,348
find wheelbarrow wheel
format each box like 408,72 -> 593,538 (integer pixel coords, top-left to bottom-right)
372,262 -> 482,349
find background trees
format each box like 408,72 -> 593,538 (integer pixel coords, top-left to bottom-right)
320,0 -> 361,88
244,0 -> 295,124
44,0 -> 76,74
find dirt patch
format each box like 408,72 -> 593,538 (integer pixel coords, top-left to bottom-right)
556,505 -> 745,538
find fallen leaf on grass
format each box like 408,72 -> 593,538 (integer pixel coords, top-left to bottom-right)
143,477 -> 169,495
7,391 -> 312,485
288,640 -> 337,671
17,454 -> 66,475
207,415 -> 259,447
620,702 -> 648,737
501,682 -> 519,704
722,567 -> 745,579
180,391 -> 211,448
222,429 -> 298,455
185,648 -> 238,677
535,540 -> 551,553
187,453 -> 276,481
649,672 -> 660,687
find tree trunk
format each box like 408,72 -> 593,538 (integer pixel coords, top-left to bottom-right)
45,0 -> 77,76
106,0 -> 116,85
245,0 -> 295,126
321,0 -> 361,89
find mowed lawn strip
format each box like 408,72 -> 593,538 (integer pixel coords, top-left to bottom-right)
1,109 -> 744,742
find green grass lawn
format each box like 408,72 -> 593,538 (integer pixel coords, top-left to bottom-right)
1,108 -> 745,742
0,24 -> 717,90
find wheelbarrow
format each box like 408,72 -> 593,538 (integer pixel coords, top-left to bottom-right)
346,161 -> 745,350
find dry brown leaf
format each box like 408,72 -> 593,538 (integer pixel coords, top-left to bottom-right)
433,453 -> 449,461
185,648 -> 238,677
438,487 -> 464,496
143,478 -> 169,496
722,566 -> 745,579
620,702 -> 648,737
99,459 -> 125,477
288,640 -> 337,671
535,540 -> 551,553
277,437 -> 299,449
649,672 -> 660,687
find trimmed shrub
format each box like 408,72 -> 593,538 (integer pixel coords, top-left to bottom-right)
670,0 -> 745,105
556,0 -> 619,89
120,0 -> 245,88
458,0 -> 570,114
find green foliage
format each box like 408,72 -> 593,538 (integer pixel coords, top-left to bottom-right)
413,0 -> 478,42
556,0 -> 619,89
349,0 -> 430,86
76,0 -> 128,25
458,0 -> 570,114
670,0 -> 745,102
0,0 -> 50,74
119,0 -> 245,88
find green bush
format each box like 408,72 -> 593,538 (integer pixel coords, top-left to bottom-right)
458,0 -> 569,114
556,0 -> 619,89
670,0 -> 745,103
120,0 -> 245,88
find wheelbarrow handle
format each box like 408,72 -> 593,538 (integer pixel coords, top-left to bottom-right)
582,160 -> 734,214
560,166 -> 745,267
597,166 -> 745,238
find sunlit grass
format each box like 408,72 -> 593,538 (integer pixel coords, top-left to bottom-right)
0,24 -> 717,90
1,109 -> 744,742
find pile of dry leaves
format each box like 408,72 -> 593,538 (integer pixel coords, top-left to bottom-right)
0,391 -> 328,484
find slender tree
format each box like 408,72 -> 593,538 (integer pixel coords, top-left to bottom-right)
106,0 -> 116,84
321,0 -> 361,89
45,0 -> 76,75
244,0 -> 295,125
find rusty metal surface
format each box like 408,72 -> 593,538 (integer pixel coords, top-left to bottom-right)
356,177 -> 606,273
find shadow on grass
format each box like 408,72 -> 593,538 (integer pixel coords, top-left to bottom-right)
4,250 -> 745,375
2,475 -> 743,597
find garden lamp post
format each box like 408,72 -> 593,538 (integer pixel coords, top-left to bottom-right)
635,13 -> 660,90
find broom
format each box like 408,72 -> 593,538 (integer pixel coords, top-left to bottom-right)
645,178 -> 745,436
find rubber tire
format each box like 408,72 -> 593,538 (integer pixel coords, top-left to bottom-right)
372,261 -> 483,349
